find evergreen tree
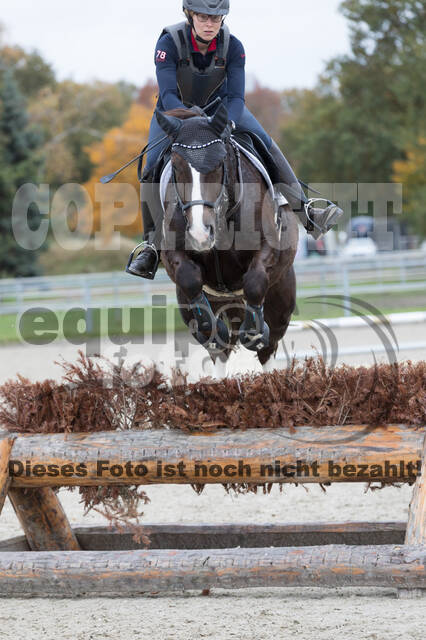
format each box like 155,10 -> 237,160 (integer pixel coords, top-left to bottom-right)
0,68 -> 45,277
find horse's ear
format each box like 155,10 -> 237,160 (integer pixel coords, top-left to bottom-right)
155,109 -> 182,137
210,103 -> 228,136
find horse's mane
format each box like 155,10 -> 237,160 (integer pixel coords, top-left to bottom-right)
165,108 -> 199,120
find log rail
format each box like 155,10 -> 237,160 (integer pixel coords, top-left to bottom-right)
0,544 -> 424,597
0,424 -> 424,597
4,424 -> 425,487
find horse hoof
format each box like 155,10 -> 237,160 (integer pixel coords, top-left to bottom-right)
239,322 -> 270,352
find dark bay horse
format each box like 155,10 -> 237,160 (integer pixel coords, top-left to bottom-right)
155,104 -> 298,375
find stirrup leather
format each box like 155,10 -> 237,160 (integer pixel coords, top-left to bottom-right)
273,188 -> 288,243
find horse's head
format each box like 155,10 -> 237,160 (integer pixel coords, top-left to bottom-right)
156,104 -> 230,252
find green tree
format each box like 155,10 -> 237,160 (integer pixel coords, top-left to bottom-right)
0,45 -> 56,99
0,69 -> 45,277
281,0 -> 426,232
393,137 -> 426,237
29,80 -> 136,186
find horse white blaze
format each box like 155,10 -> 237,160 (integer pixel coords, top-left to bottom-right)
189,167 -> 210,246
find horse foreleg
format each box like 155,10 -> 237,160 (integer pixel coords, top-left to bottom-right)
260,267 -> 297,369
169,252 -> 230,353
239,253 -> 272,352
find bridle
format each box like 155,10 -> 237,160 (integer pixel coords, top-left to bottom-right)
170,138 -> 243,227
170,154 -> 229,225
166,133 -> 247,294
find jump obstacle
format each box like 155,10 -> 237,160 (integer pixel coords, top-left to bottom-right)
0,423 -> 425,597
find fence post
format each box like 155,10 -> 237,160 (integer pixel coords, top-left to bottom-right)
399,254 -> 407,286
342,263 -> 350,316
83,277 -> 93,333
16,279 -> 24,316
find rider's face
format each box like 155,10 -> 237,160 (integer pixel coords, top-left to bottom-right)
191,12 -> 223,41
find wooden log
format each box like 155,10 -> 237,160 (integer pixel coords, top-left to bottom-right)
0,521 -> 408,552
0,544 -> 424,596
0,535 -> 29,552
7,424 -> 425,488
0,432 -> 15,515
74,521 -> 407,550
405,433 -> 426,546
399,433 -> 426,598
7,487 -> 80,551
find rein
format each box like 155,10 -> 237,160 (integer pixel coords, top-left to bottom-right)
226,139 -> 244,219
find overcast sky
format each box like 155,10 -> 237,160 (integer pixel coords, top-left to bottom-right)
1,0 -> 351,90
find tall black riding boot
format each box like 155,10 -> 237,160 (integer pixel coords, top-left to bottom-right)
126,179 -> 163,280
269,140 -> 343,239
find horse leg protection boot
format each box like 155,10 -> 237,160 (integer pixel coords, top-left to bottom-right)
239,304 -> 270,352
189,292 -> 230,351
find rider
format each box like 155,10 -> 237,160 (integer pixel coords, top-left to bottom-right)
128,0 -> 343,279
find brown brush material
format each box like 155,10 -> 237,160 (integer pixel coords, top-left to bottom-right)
0,354 -> 424,434
0,354 -> 424,527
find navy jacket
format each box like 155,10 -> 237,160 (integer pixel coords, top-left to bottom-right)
154,24 -> 246,124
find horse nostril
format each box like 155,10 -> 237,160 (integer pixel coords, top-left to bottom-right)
207,225 -> 214,239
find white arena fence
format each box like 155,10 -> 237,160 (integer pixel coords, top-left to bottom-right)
0,251 -> 425,321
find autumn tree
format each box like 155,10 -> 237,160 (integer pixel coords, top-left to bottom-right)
81,102 -> 152,242
28,80 -> 136,187
245,81 -> 284,141
137,79 -> 158,110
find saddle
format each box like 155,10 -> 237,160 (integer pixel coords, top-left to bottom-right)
230,129 -> 279,184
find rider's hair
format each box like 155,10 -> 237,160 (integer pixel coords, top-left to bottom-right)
185,8 -> 200,27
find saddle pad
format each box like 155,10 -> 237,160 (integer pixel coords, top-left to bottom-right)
159,160 -> 172,211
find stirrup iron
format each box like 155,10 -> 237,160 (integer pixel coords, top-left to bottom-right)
304,198 -> 341,240
125,241 -> 159,280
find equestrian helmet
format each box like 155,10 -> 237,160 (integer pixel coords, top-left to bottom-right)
183,0 -> 230,15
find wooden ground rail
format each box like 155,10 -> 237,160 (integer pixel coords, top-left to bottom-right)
0,424 -> 425,597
